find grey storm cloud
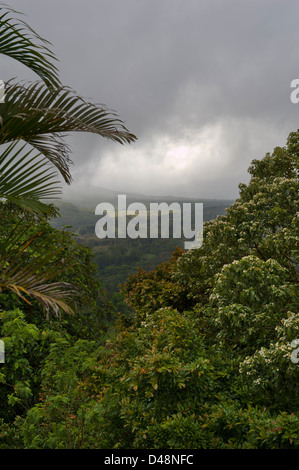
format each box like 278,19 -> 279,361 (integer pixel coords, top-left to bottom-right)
4,0 -> 299,199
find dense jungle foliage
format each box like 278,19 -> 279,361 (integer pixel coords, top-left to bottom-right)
0,131 -> 298,449
0,3 -> 298,450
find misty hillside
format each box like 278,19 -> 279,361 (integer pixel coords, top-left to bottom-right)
49,190 -> 234,314
50,186 -> 234,232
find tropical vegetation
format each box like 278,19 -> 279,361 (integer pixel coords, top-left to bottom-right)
0,3 -> 298,449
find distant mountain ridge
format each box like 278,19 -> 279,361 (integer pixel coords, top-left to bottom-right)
58,185 -> 234,208
50,186 -> 234,234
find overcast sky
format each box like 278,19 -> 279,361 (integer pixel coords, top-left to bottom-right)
3,0 -> 299,200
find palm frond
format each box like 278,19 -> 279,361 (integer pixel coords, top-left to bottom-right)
0,229 -> 78,318
0,3 -> 60,88
0,81 -> 137,184
0,141 -> 61,214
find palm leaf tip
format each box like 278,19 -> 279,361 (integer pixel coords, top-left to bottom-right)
0,2 -> 60,88
0,228 -> 78,319
1,81 -> 137,184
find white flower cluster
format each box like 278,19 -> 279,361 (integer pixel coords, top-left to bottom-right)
239,336 -> 297,384
275,312 -> 299,337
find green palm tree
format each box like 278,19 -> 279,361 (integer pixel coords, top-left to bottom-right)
0,5 -> 136,211
0,3 -> 136,316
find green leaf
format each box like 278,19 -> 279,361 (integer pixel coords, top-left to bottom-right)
0,141 -> 61,214
0,81 -> 137,184
0,227 -> 78,318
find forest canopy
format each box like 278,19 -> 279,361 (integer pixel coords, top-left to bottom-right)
0,3 -> 298,450
0,130 -> 298,449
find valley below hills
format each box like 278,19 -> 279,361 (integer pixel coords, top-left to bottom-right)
50,188 -> 234,314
